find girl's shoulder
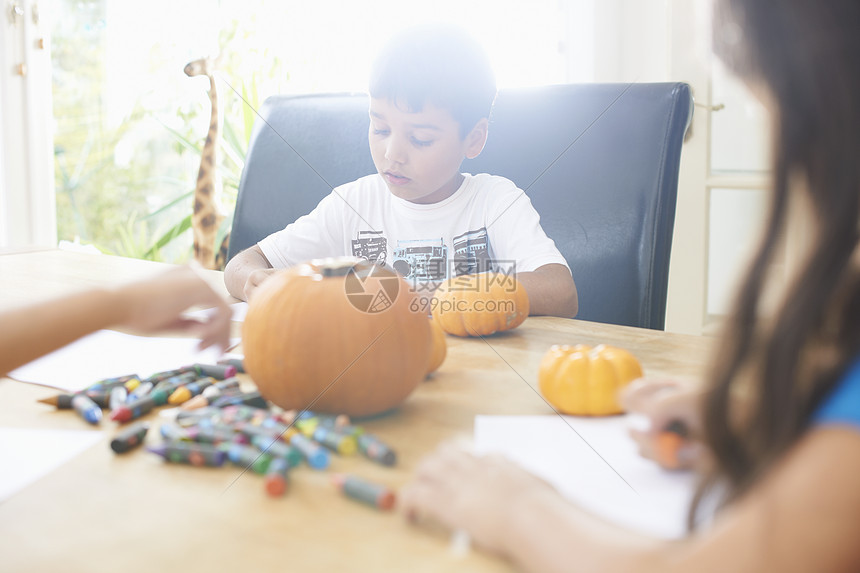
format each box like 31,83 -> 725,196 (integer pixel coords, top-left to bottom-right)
814,357 -> 860,429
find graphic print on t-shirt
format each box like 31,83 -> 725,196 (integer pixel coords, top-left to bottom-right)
392,239 -> 448,281
351,230 -> 388,265
351,227 -> 492,281
453,227 -> 491,276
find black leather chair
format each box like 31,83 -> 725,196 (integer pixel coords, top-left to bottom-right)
228,83 -> 693,330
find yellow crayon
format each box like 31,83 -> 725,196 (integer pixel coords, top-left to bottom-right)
167,386 -> 193,405
313,426 -> 357,456
124,377 -> 142,392
295,417 -> 319,436
167,377 -> 216,406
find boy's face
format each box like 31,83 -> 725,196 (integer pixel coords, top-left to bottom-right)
368,98 -> 487,204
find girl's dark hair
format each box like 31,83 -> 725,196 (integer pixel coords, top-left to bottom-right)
692,0 -> 860,527
369,24 -> 497,138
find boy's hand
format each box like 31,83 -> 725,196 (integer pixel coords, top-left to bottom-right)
620,378 -> 709,471
514,264 -> 577,318
223,244 -> 275,301
244,268 -> 279,300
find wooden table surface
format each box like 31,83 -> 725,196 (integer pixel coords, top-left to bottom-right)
0,250 -> 715,572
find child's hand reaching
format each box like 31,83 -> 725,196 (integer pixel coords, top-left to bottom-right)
115,266 -> 232,352
0,265 -> 233,378
620,378 -> 709,471
399,443 -> 558,558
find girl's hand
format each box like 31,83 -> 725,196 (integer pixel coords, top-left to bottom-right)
399,443 -> 557,557
620,378 -> 708,471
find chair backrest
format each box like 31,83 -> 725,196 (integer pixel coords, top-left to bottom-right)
229,83 -> 693,329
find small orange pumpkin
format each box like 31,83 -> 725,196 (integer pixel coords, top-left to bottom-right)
431,273 -> 529,337
242,258 -> 432,417
538,344 -> 643,416
426,317 -> 447,375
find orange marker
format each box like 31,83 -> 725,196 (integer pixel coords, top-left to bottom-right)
279,409 -> 299,426
656,420 -> 690,470
180,394 -> 209,410
264,457 -> 291,497
331,474 -> 395,511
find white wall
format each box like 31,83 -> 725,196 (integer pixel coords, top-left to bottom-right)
592,0 -> 671,83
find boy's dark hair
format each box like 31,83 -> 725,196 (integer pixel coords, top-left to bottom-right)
369,24 -> 497,138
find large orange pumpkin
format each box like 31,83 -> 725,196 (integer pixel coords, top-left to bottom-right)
426,317 -> 447,375
431,273 -> 529,337
538,344 -> 643,416
242,258 -> 432,417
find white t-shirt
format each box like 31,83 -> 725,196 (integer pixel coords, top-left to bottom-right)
259,173 -> 568,282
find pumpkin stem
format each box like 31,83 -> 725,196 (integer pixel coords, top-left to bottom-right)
319,257 -> 362,277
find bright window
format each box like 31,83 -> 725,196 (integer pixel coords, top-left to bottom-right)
49,0 -> 573,262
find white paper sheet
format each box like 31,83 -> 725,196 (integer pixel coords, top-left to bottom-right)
0,428 -> 103,503
8,330 -> 240,392
184,302 -> 248,323
474,415 -> 698,539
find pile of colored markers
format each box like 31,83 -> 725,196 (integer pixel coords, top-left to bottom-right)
38,359 -> 397,509
144,404 -> 397,507
38,359 -> 247,425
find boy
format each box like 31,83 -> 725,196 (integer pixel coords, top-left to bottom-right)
225,24 -> 577,318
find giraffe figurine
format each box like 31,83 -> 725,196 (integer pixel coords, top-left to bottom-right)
185,55 -> 230,270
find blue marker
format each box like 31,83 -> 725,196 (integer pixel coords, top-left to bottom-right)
71,394 -> 102,425
286,429 -> 329,470
143,367 -> 197,385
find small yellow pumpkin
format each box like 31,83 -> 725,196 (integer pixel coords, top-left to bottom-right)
242,258 -> 431,417
426,317 -> 447,375
431,273 -> 529,337
538,344 -> 643,416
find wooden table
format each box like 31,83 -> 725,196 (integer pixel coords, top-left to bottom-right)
0,250 -> 714,572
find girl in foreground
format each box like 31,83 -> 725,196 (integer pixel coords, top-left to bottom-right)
401,1 -> 860,571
